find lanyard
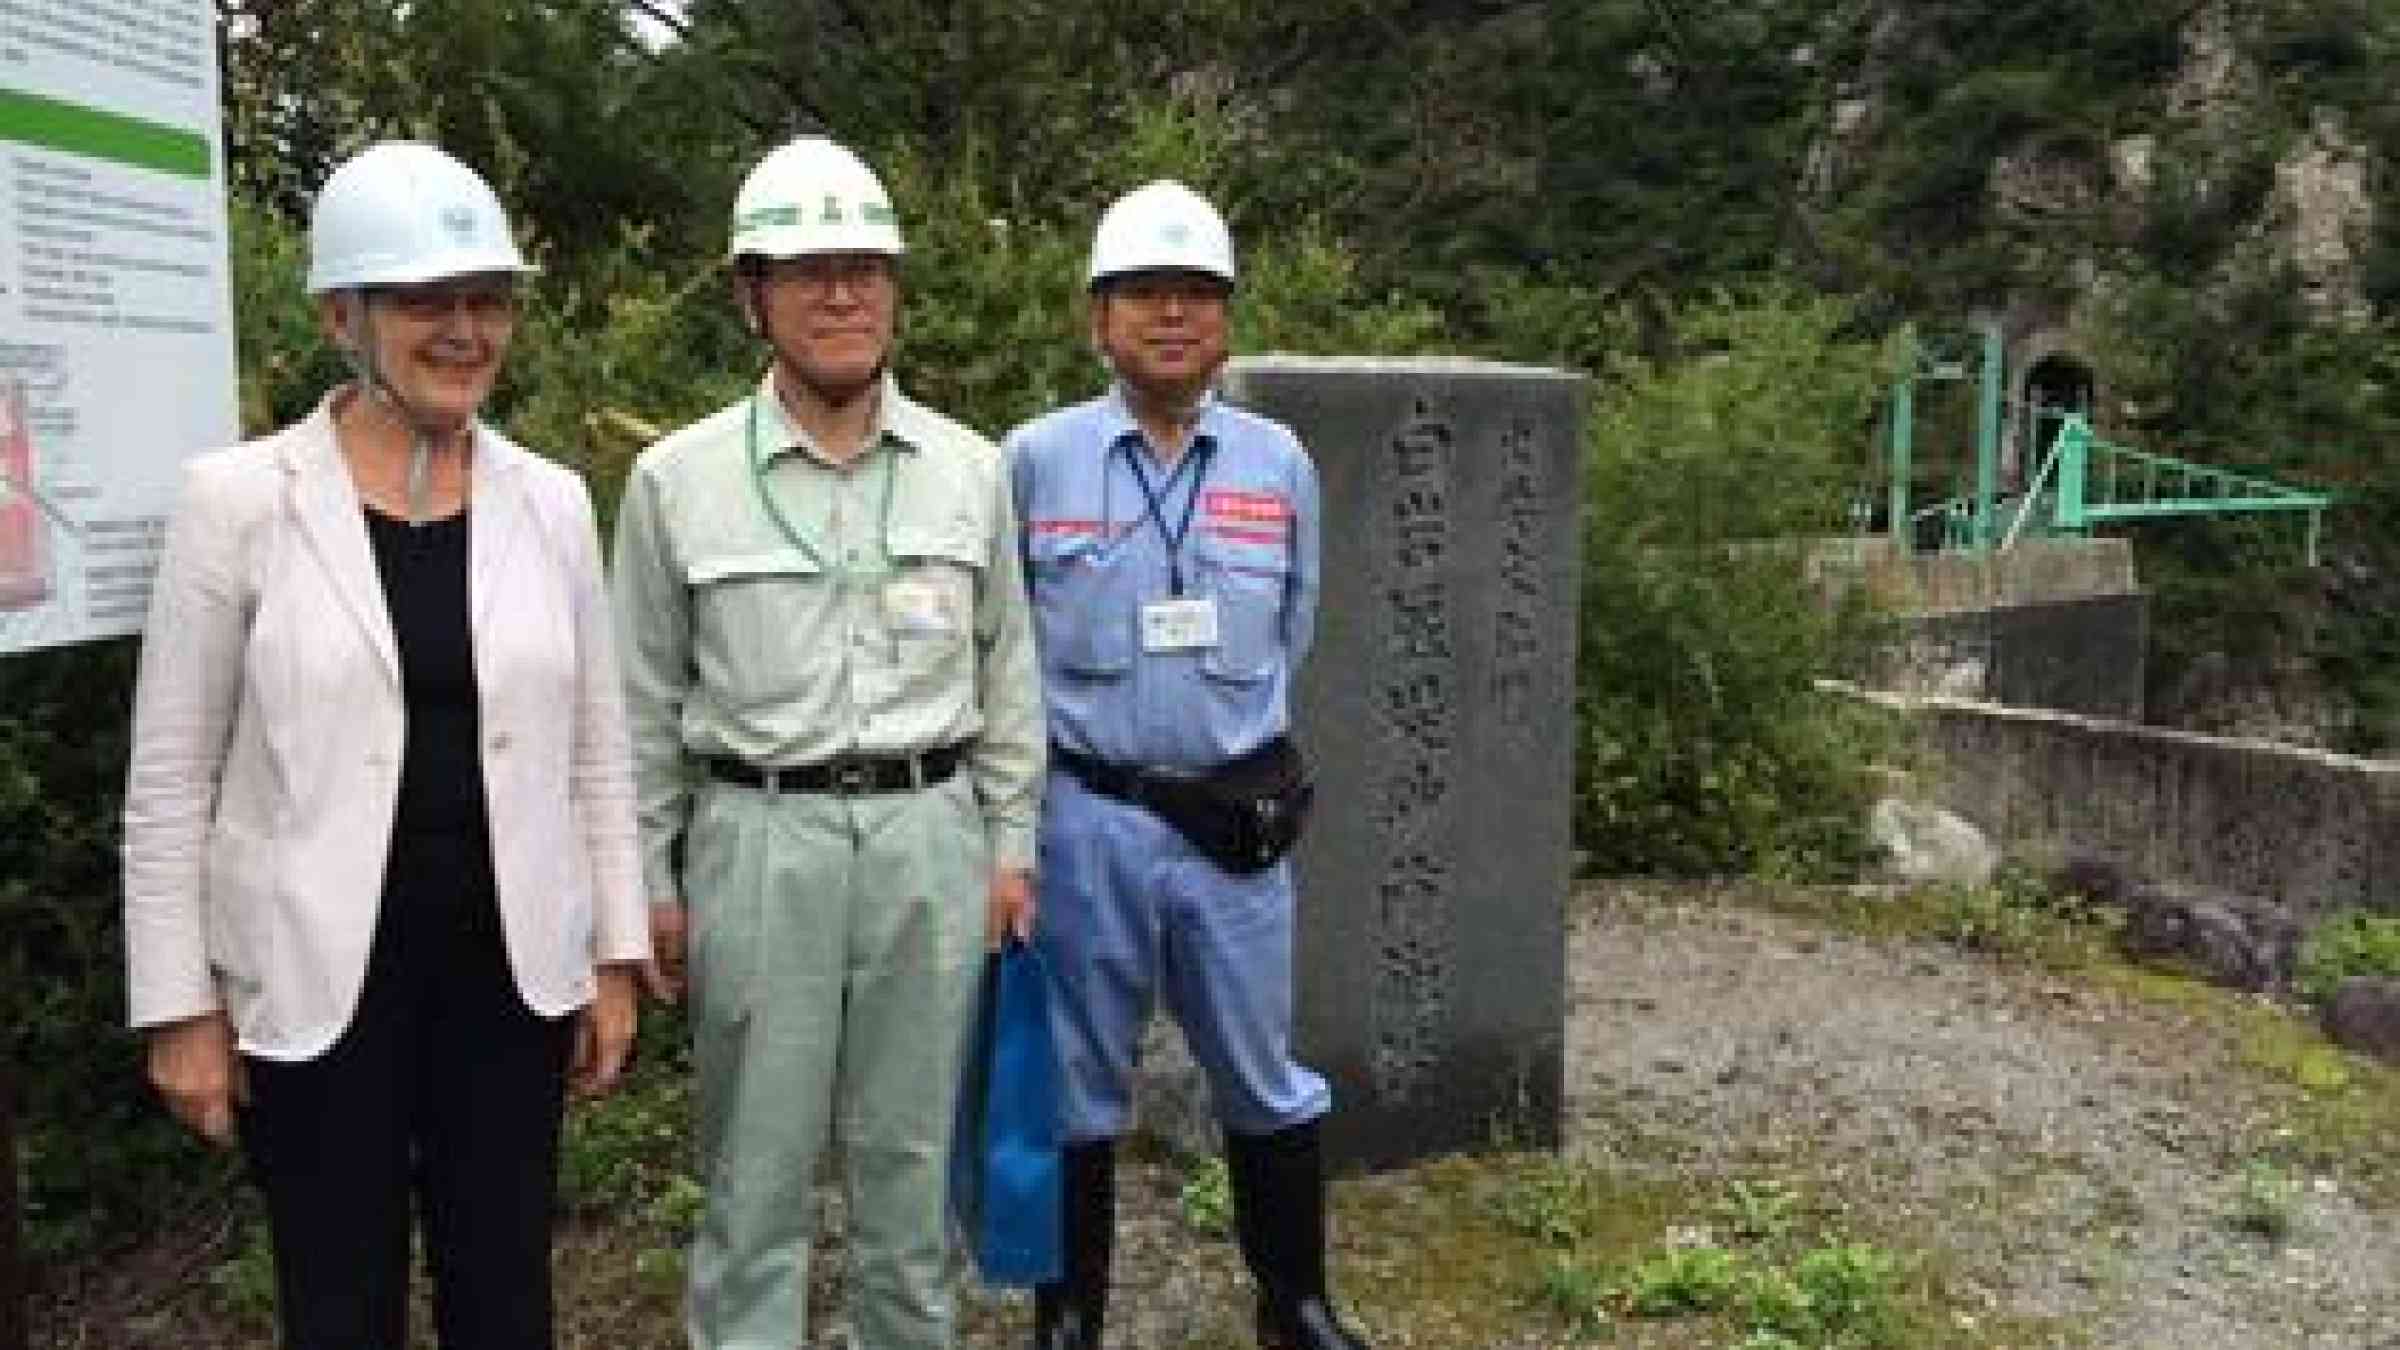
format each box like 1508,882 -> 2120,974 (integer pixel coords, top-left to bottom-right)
745,389 -> 897,577
1116,434 -> 1212,596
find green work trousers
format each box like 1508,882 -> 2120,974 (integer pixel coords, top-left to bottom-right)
682,771 -> 988,1350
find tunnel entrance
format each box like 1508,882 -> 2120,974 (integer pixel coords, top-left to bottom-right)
2022,353 -> 2095,470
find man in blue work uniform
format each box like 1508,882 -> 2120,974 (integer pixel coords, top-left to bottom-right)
1006,181 -> 1371,1350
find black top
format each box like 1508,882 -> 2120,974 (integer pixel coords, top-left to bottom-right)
363,506 -> 489,837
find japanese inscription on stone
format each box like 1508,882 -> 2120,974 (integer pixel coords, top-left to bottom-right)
1369,399 -> 1457,1101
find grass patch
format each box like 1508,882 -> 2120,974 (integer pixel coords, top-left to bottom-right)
1337,1150 -> 2074,1349
1623,872 -> 2122,975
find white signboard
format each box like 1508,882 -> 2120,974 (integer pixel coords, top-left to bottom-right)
0,0 -> 238,654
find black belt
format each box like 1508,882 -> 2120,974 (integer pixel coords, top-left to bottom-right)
706,743 -> 968,795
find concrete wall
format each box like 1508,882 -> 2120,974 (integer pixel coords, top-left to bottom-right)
1809,535 -> 2140,614
1885,594 -> 2149,720
1812,536 -> 2149,718
1851,687 -> 2400,920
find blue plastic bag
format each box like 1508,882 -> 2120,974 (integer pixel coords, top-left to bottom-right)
949,939 -> 1063,1286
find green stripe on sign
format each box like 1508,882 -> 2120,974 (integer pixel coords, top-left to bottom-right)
0,89 -> 212,180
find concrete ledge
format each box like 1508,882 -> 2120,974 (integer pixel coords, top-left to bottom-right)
1831,682 -> 2400,919
1809,536 -> 2140,614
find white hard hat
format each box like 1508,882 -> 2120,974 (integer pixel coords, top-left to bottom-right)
305,142 -> 535,294
729,137 -> 905,261
1087,180 -> 1236,290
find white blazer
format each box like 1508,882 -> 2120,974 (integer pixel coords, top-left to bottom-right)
122,391 -> 647,1061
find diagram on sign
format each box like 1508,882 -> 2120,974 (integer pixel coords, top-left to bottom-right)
0,379 -> 51,611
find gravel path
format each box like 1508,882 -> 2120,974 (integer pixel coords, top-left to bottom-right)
942,883 -> 2400,1348
1566,886 -> 2400,1349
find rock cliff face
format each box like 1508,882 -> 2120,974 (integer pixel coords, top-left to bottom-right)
2272,110 -> 2373,321
1797,1 -> 2387,748
1804,1 -> 2377,331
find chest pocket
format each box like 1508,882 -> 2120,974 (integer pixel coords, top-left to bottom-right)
883,527 -> 984,678
684,548 -> 830,713
1194,532 -> 1289,684
1026,530 -> 1137,678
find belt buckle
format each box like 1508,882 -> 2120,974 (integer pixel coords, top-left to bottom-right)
830,759 -> 876,795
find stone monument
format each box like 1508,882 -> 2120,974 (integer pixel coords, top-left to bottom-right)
1222,355 -> 1586,1173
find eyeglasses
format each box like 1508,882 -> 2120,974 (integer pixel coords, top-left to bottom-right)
752,252 -> 895,296
1102,273 -> 1231,307
368,281 -> 520,323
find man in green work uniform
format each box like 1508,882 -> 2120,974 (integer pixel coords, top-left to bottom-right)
611,135 -> 1043,1350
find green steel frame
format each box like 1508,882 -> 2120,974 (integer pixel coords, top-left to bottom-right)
1886,326 -> 2334,562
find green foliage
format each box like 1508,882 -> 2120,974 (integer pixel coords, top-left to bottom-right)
227,196 -> 347,436
1497,1158 -> 1604,1249
2296,910 -> 2400,1003
1788,1242 -> 1904,1341
1532,1251 -> 1614,1330
557,1005 -> 698,1219
2227,1156 -> 2302,1242
1623,1243 -> 1743,1316
207,1217 -> 279,1330
1522,1176 -> 1921,1347
500,225 -> 753,522
1178,1154 -> 1234,1237
1575,286 -> 1890,878
0,641 -> 243,1260
1716,1178 -> 1803,1244
2087,265 -> 2400,747
1619,1236 -> 1904,1343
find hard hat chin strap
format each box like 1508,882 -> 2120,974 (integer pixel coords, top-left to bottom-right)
341,297 -> 458,527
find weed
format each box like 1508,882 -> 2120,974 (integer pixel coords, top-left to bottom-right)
1180,1155 -> 1234,1237
1533,1252 -> 1613,1329
2229,1157 -> 2302,1242
1925,869 -> 2049,955
634,1243 -> 687,1297
1623,1244 -> 1742,1316
1497,1159 -> 1596,1248
2297,909 -> 2400,1002
645,1172 -> 708,1237
1742,1267 -> 1816,1335
207,1219 -> 278,1330
1717,1178 -> 1802,1244
1791,1241 -> 1902,1341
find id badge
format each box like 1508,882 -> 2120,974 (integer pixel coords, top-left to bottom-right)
1140,596 -> 1220,653
883,575 -> 959,639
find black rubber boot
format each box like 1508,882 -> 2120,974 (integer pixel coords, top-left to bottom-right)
1030,1139 -> 1115,1350
1224,1121 -> 1373,1350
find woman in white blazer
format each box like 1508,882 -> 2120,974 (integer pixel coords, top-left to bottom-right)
120,142 -> 648,1350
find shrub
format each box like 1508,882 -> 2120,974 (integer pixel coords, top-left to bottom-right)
1573,286 -> 1892,879
2296,910 -> 2400,1003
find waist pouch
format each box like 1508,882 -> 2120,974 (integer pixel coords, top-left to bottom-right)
1057,737 -> 1315,874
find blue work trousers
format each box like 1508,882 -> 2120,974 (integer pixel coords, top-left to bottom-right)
1036,768 -> 1330,1144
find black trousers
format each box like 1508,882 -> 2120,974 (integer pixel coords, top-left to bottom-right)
237,829 -> 574,1350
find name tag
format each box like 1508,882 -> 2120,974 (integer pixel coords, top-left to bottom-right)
1140,597 -> 1219,653
883,575 -> 959,638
